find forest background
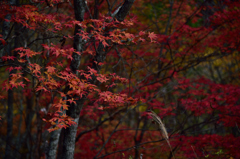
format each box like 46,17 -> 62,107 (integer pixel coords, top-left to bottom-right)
0,0 -> 240,158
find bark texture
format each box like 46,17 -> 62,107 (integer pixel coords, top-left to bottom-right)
60,0 -> 135,158
116,0 -> 135,22
4,0 -> 17,158
60,0 -> 86,159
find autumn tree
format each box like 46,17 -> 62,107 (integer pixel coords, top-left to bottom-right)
1,0 -> 240,159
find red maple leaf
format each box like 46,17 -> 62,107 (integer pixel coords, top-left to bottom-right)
101,40 -> 108,47
46,66 -> 56,73
1,56 -> 16,61
15,66 -> 22,70
35,85 -> 49,92
6,66 -> 15,72
148,32 -> 157,43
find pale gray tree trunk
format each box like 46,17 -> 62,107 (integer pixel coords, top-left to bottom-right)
46,0 -> 86,158
60,0 -> 135,159
46,100 -> 66,159
46,128 -> 62,159
60,0 -> 86,159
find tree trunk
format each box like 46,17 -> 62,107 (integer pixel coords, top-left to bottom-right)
4,0 -> 17,158
60,0 -> 86,158
60,0 -> 135,158
46,128 -> 62,159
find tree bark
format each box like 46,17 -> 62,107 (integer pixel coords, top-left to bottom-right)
47,100 -> 66,159
4,0 -> 17,158
60,0 -> 86,159
60,0 -> 135,158
5,79 -> 14,159
116,0 -> 135,22
46,128 -> 62,159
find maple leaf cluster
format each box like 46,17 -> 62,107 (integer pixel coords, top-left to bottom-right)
0,0 -> 240,158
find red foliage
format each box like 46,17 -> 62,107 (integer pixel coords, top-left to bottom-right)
1,0 -> 240,158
